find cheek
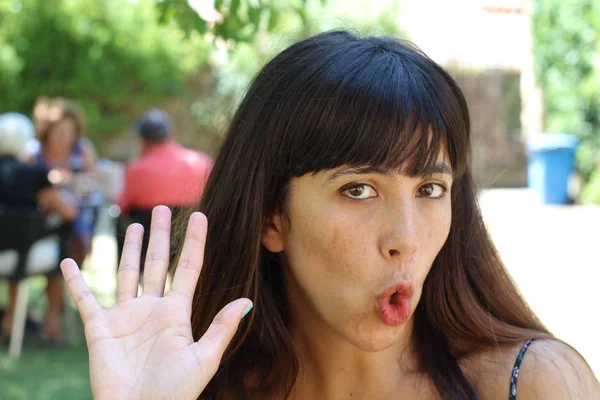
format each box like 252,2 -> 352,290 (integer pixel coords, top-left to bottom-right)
420,197 -> 451,241
325,218 -> 374,281
413,203 -> 452,280
284,202 -> 379,300
424,209 -> 451,249
288,207 -> 366,275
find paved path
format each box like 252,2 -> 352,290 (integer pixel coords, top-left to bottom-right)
85,190 -> 600,375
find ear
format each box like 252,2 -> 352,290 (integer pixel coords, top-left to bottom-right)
261,213 -> 286,253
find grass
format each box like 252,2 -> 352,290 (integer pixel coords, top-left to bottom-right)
0,220 -> 117,400
0,344 -> 91,400
0,277 -> 92,400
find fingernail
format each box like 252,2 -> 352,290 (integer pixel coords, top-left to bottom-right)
241,303 -> 253,318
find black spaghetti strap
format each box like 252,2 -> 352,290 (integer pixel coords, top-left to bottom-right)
509,338 -> 535,400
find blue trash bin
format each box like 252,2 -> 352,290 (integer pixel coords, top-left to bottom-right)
526,133 -> 579,205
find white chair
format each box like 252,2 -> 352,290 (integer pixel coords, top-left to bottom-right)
0,206 -> 71,358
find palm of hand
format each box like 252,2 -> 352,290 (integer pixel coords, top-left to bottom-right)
85,296 -> 203,400
61,207 -> 252,400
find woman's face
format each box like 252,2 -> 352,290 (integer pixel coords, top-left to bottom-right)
262,155 -> 453,352
46,117 -> 77,152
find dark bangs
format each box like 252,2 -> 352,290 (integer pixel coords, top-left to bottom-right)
263,32 -> 470,180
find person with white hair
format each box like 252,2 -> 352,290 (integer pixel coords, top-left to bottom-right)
0,112 -> 78,342
0,112 -> 36,159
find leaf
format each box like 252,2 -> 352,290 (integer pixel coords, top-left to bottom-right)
267,7 -> 279,31
231,0 -> 241,17
248,5 -> 262,27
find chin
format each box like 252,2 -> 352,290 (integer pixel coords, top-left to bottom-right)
346,319 -> 409,353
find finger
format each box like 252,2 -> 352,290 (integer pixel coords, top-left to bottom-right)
169,212 -> 207,302
60,258 -> 102,322
117,223 -> 144,302
192,299 -> 253,373
142,205 -> 172,296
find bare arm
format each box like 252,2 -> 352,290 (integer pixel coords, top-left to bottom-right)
81,139 -> 98,174
38,187 -> 78,221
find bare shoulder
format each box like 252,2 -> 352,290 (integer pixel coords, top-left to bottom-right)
515,339 -> 600,399
462,339 -> 600,400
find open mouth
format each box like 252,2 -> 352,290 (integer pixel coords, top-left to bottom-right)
376,283 -> 415,326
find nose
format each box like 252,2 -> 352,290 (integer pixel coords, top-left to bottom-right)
381,200 -> 418,262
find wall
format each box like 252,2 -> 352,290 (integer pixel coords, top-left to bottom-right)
453,70 -> 528,188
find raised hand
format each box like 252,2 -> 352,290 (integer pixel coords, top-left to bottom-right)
61,206 -> 252,400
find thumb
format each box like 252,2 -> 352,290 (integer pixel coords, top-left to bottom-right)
191,298 -> 253,375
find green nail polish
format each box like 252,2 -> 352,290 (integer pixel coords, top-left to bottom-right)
241,303 -> 253,318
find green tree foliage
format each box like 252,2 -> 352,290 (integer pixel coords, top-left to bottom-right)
0,0 -> 278,141
0,0 -> 399,151
190,0 -> 405,137
531,0 -> 600,183
157,0 -> 323,42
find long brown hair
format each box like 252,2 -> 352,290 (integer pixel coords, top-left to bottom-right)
184,31 -> 550,399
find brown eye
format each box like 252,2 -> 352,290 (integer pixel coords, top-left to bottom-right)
342,184 -> 377,200
348,186 -> 364,197
417,183 -> 446,199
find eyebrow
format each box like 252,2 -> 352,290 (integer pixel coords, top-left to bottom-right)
326,162 -> 453,181
421,163 -> 454,176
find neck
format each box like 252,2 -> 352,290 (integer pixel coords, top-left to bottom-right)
284,274 -> 421,399
141,139 -> 171,155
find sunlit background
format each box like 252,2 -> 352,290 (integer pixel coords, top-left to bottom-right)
0,0 -> 599,398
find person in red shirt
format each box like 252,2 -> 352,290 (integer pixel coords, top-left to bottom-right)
117,109 -> 212,214
116,109 -> 212,275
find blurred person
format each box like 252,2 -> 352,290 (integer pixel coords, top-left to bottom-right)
31,97 -> 102,267
116,109 -> 212,214
115,109 -> 212,273
0,112 -> 78,343
61,32 -> 599,400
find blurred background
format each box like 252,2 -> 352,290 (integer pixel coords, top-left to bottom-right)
0,0 -> 598,398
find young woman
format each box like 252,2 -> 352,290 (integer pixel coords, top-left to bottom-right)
61,31 -> 599,399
